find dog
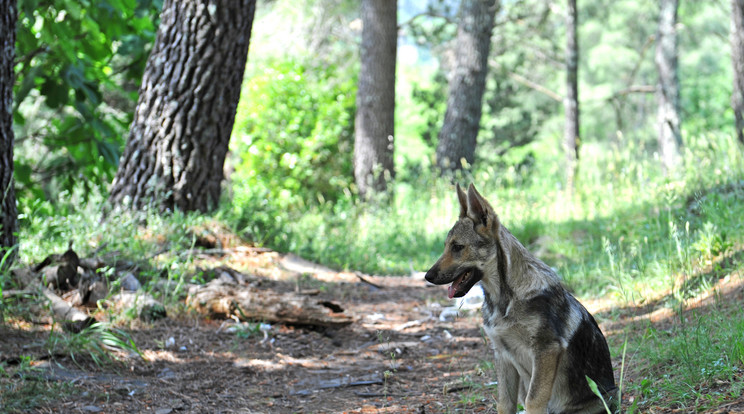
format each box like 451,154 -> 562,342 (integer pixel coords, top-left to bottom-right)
425,184 -> 618,414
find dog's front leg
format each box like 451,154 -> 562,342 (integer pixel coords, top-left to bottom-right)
525,345 -> 563,414
496,358 -> 520,414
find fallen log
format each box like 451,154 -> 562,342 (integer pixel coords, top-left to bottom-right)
41,287 -> 96,333
186,279 -> 353,328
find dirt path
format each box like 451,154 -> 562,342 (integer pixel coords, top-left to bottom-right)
2,247 -> 744,413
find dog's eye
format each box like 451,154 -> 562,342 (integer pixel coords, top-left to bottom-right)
451,243 -> 464,253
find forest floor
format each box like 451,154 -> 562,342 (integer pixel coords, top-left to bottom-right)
2,237 -> 744,413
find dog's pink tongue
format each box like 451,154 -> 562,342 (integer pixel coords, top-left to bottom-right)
448,273 -> 466,299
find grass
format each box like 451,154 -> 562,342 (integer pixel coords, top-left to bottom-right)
4,130 -> 744,411
0,356 -> 78,413
628,304 -> 744,411
44,321 -> 144,367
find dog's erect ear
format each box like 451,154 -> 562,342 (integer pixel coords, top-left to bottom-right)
456,183 -> 468,218
466,184 -> 500,235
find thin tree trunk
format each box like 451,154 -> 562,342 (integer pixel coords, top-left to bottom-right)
354,0 -> 397,198
731,0 -> 744,146
109,0 -> 256,213
435,0 -> 498,174
1,0 -> 18,268
655,0 -> 682,172
564,0 -> 579,191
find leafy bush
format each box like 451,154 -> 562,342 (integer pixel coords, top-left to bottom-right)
230,60 -> 356,212
14,0 -> 161,200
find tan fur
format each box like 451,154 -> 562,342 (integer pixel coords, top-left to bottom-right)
426,184 -> 618,414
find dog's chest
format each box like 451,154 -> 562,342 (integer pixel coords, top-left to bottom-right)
483,321 -> 536,389
482,305 -> 534,369
482,313 -> 529,347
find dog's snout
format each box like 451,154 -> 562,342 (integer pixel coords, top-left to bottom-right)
424,264 -> 440,284
424,269 -> 434,283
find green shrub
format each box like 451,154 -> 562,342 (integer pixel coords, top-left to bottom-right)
230,60 -> 356,211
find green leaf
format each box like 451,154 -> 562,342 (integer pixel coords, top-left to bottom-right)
13,163 -> 33,186
15,66 -> 42,106
64,0 -> 84,19
62,64 -> 85,89
585,376 -> 612,414
40,77 -> 69,108
13,111 -> 26,126
96,140 -> 120,167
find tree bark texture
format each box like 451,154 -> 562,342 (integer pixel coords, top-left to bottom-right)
731,0 -> 744,146
564,0 -> 579,191
1,0 -> 18,267
354,0 -> 397,197
435,0 -> 498,173
109,0 -> 256,213
655,0 -> 682,172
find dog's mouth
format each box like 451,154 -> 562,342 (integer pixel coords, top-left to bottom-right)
448,268 -> 483,299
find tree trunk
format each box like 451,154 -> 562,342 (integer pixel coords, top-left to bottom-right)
435,0 -> 498,174
354,0 -> 397,198
564,0 -> 579,191
1,0 -> 18,268
655,0 -> 682,172
109,0 -> 256,213
731,0 -> 744,146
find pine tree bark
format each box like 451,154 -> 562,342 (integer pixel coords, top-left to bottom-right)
731,0 -> 744,146
109,0 -> 256,213
1,0 -> 18,267
655,0 -> 682,172
435,0 -> 498,174
564,0 -> 579,191
354,0 -> 397,198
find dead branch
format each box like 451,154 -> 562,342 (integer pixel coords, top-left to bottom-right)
186,279 -> 354,328
41,287 -> 96,333
355,272 -> 383,289
610,85 -> 657,98
508,72 -> 563,102
397,11 -> 455,30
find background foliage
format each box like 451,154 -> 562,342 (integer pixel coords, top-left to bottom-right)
13,0 -> 161,201
8,0 -> 740,273
5,1 -> 744,410
228,59 -> 357,243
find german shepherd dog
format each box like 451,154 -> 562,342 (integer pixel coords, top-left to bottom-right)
425,184 -> 618,414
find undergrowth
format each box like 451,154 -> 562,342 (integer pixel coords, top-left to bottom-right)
5,132 -> 744,411
0,356 -> 77,413
638,308 -> 744,410
45,321 -> 144,367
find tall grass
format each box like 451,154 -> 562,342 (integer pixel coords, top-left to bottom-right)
225,131 -> 744,292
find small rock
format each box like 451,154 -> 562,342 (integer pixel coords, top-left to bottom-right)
157,367 -> 176,380
439,307 -> 459,322
119,273 -> 142,291
87,279 -> 109,304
